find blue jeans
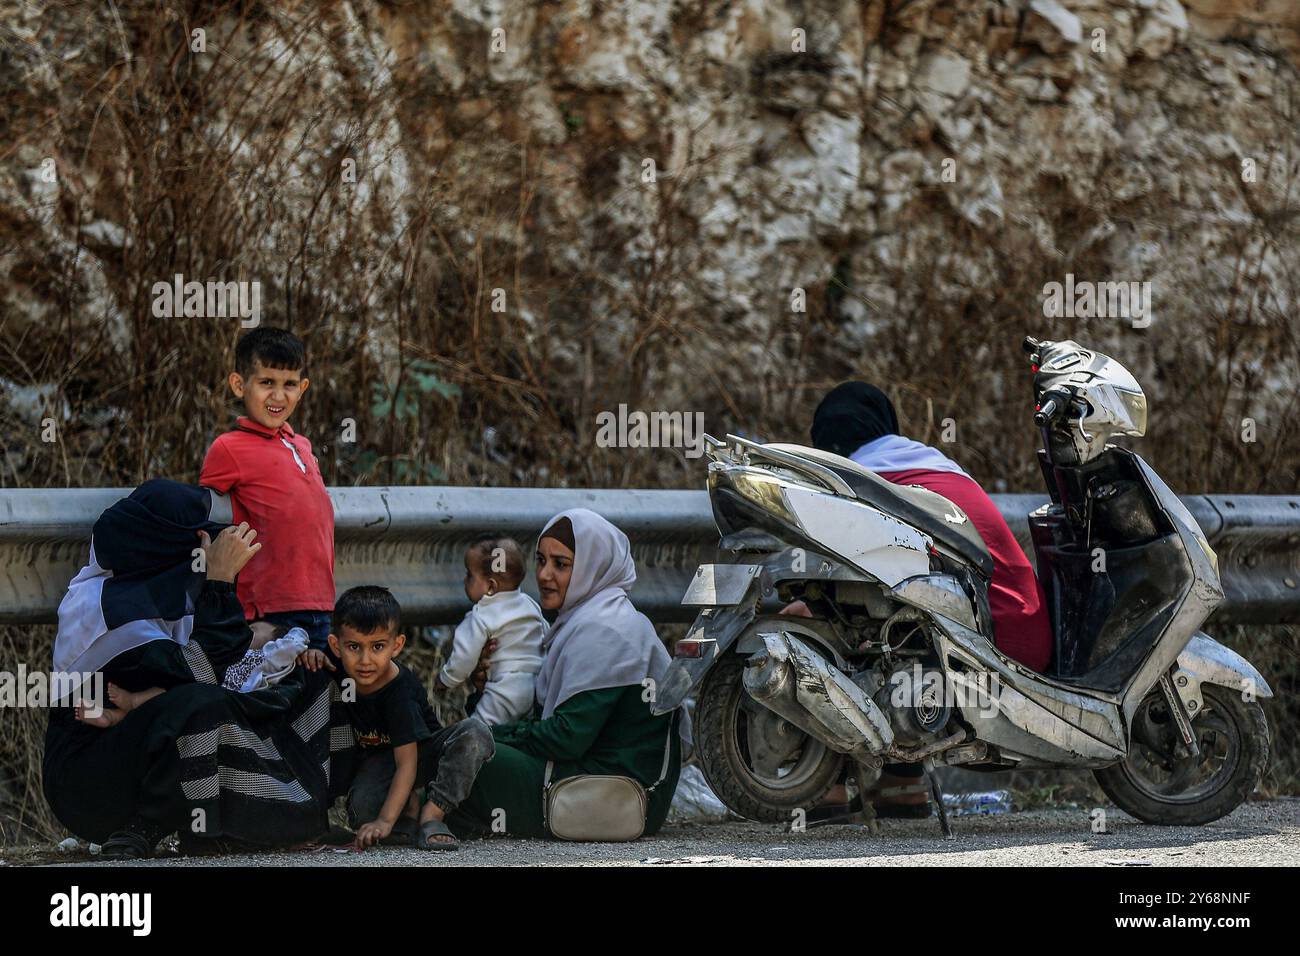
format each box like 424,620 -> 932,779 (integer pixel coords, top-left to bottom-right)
260,609 -> 332,652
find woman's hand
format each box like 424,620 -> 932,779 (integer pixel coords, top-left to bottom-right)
470,639 -> 498,693
199,523 -> 262,583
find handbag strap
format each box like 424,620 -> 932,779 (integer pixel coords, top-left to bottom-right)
645,709 -> 678,794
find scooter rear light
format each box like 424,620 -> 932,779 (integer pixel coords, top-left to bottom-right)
674,638 -> 716,659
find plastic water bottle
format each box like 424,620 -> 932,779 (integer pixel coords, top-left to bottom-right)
943,789 -> 1012,816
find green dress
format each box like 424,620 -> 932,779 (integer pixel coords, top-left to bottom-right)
449,684 -> 681,839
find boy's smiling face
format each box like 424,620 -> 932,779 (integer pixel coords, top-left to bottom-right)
228,360 -> 308,430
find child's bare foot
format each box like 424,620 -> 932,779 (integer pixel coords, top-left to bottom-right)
104,684 -> 164,716
106,683 -> 136,713
75,702 -> 123,728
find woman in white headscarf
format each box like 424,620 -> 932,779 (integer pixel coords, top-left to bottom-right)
447,508 -> 686,839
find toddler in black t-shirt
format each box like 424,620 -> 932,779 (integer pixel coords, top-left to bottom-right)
329,587 -> 495,850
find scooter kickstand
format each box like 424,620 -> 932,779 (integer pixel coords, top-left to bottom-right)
924,759 -> 954,840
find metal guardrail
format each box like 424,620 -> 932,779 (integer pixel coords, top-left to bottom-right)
0,488 -> 1297,627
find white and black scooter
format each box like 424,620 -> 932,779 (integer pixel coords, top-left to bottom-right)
653,338 -> 1271,833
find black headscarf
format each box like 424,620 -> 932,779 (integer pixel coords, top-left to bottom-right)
810,382 -> 900,458
91,479 -> 232,628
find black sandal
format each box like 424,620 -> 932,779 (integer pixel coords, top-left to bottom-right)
101,830 -> 155,860
416,818 -> 460,851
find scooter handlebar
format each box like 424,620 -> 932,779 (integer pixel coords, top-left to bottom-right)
1035,387 -> 1073,427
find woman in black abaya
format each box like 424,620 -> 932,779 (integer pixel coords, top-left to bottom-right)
42,479 -> 354,858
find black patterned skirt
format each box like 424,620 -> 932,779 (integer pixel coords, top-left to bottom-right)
44,666 -> 356,847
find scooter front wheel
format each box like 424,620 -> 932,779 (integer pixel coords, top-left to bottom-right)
1094,684 -> 1269,826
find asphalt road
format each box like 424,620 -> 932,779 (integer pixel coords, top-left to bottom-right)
22,799 -> 1299,867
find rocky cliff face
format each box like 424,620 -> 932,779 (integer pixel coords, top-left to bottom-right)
2,1 -> 1298,493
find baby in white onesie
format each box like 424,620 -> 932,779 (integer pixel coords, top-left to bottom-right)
436,535 -> 546,726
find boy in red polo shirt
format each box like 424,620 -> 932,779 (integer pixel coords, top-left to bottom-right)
200,327 -> 336,669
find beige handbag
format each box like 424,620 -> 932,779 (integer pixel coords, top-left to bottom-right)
542,717 -> 676,842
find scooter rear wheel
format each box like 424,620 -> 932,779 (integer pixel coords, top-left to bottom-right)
694,650 -> 845,824
1094,684 -> 1269,826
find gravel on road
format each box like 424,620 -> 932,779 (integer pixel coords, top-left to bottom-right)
18,798 -> 1299,867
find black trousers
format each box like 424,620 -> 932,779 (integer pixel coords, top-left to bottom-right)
346,718 -> 495,825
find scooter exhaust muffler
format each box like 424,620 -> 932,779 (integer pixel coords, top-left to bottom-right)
742,631 -> 895,758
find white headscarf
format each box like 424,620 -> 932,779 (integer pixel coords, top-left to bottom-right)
54,543 -> 195,694
533,509 -> 689,740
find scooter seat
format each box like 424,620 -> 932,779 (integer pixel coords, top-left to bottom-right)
767,444 -> 995,578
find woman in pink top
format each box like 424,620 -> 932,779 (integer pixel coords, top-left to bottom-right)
809,381 -> 1053,671
803,382 -> 1053,818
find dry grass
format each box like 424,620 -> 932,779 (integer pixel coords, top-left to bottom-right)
0,629 -> 59,844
